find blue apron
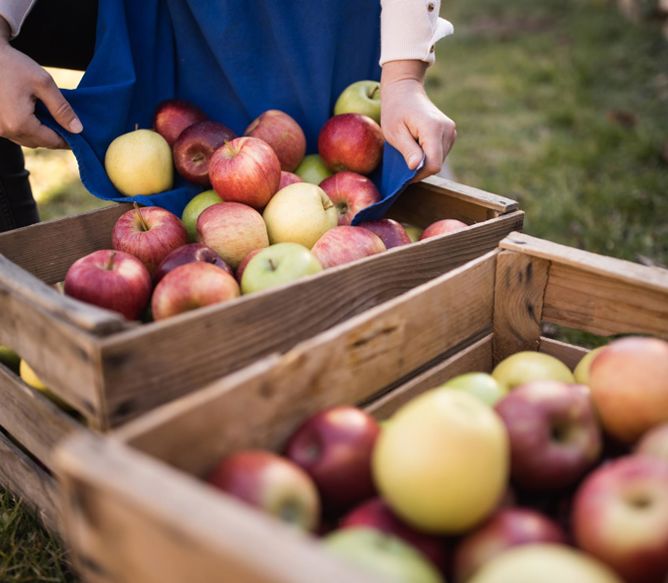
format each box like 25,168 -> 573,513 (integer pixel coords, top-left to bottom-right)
39,0 -> 418,221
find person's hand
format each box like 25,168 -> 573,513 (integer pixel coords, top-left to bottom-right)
0,17 -> 82,149
380,60 -> 456,182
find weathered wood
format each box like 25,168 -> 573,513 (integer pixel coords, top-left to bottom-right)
492,250 -> 550,362
538,337 -> 589,370
0,204 -> 127,284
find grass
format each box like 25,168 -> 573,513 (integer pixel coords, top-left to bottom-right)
2,0 -> 667,578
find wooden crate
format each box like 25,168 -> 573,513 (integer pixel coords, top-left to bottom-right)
54,232 -> 668,582
0,178 -> 521,523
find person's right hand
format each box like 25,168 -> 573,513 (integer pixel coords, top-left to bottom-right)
0,20 -> 82,149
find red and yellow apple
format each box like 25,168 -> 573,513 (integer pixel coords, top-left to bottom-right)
311,226 -> 386,269
319,172 -> 380,225
244,110 -> 306,172
318,114 -> 384,175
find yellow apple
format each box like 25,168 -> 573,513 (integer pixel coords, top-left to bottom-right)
105,129 -> 174,195
441,372 -> 507,407
19,360 -> 71,410
470,544 -> 623,583
574,346 -> 605,385
401,223 -> 423,243
372,389 -> 509,534
492,351 -> 574,392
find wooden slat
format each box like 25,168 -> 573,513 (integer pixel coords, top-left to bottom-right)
492,250 -> 550,362
366,333 -> 494,419
0,430 -> 59,533
99,214 -> 521,428
116,252 -> 497,476
0,204 -> 127,284
0,364 -> 82,468
538,337 -> 589,370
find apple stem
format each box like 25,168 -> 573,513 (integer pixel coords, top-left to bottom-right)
133,203 -> 150,232
370,85 -> 380,99
105,251 -> 116,271
268,258 -> 277,271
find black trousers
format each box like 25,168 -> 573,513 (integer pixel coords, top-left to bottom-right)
0,0 -> 98,232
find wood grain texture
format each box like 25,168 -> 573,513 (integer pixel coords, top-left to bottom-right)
0,204 -> 127,284
492,250 -> 550,362
538,337 -> 589,369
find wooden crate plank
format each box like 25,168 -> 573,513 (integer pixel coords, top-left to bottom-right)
0,205 -> 127,284
492,250 -> 550,361
538,337 -> 589,370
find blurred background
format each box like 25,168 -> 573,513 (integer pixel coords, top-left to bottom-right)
3,0 -> 668,580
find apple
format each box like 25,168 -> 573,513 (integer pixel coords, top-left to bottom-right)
279,171 -> 302,190
440,372 -> 507,407
495,381 -> 602,491
318,114 -> 384,174
240,243 -> 322,294
491,351 -> 575,393
358,219 -> 411,249
324,528 -> 445,583
112,206 -> 188,274
373,390 -> 509,534
319,172 -> 381,225
0,345 -> 20,372
334,80 -> 381,124
181,190 -> 222,242
173,121 -> 236,186
19,360 -> 72,410
153,243 -> 232,284
197,202 -> 269,268
295,154 -> 333,184
235,249 -> 262,283
420,219 -> 469,240
262,183 -> 337,249
340,498 -> 448,573
151,262 -> 240,320
402,223 -> 423,243
207,449 -> 320,532
244,110 -> 306,172
636,422 -> 668,463
64,249 -> 152,320
209,136 -> 281,209
469,544 -> 624,583
284,406 -> 380,513
104,129 -> 173,195
311,226 -> 385,269
573,346 -> 605,385
453,508 -> 567,582
573,455 -> 668,583
153,99 -> 208,146
588,337 -> 668,444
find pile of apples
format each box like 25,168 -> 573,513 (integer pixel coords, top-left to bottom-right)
63,81 -> 468,322
203,336 -> 668,583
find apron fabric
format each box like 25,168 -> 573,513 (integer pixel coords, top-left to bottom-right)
37,0 -> 418,222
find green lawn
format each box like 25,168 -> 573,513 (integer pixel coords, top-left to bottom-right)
2,0 -> 667,579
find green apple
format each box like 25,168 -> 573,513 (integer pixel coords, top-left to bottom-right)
441,372 -> 506,407
324,528 -> 444,583
573,346 -> 604,385
241,243 -> 322,294
492,351 -> 574,393
334,80 -> 381,124
104,129 -> 173,195
0,345 -> 20,373
402,223 -> 423,243
181,190 -> 221,241
373,390 -> 509,534
295,154 -> 333,185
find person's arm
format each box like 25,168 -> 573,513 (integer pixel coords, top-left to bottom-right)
379,0 -> 456,181
0,14 -> 82,149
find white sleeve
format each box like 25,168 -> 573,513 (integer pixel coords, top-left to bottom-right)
0,0 -> 37,38
380,0 -> 454,66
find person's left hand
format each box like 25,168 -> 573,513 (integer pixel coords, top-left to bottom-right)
380,61 -> 456,182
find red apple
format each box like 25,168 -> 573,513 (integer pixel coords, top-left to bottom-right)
153,99 -> 208,145
111,206 -> 188,274
311,226 -> 386,269
244,110 -> 307,172
64,250 -> 152,320
173,121 -> 236,186
589,337 -> 668,444
197,202 -> 269,268
319,171 -> 381,225
284,406 -> 380,513
494,381 -> 602,491
420,219 -> 469,240
153,243 -> 232,284
358,219 -> 411,249
207,450 -> 320,532
151,262 -> 239,320
636,423 -> 668,464
235,249 -> 263,283
209,136 -> 281,209
318,114 -> 384,175
278,171 -> 302,190
453,507 -> 567,582
573,455 -> 668,583
340,498 -> 448,573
